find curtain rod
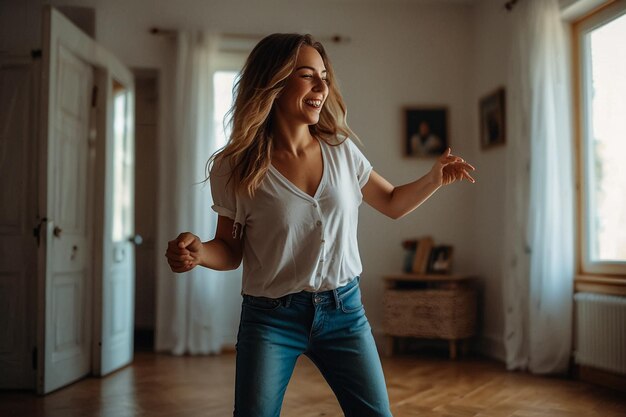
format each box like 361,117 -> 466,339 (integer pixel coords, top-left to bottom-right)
504,0 -> 519,11
149,27 -> 351,44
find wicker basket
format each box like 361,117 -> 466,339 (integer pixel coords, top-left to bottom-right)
383,288 -> 476,339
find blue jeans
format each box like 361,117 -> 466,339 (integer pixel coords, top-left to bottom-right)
234,276 -> 393,417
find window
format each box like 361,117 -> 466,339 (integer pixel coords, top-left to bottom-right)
575,1 -> 626,276
213,70 -> 238,148
112,80 -> 133,242
212,51 -> 246,149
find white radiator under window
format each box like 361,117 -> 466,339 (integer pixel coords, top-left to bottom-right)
574,292 -> 626,375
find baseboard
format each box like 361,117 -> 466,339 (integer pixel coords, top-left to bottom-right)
575,365 -> 626,393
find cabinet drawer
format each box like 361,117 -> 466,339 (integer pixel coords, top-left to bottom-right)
383,288 -> 476,339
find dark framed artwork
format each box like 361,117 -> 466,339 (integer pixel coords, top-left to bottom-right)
427,245 -> 454,274
479,87 -> 506,149
404,107 -> 448,157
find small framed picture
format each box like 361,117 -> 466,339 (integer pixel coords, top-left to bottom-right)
479,87 -> 506,149
427,245 -> 454,274
404,107 -> 448,157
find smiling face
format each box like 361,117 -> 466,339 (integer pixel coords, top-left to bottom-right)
273,45 -> 330,127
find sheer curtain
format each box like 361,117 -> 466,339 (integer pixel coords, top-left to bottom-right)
502,0 -> 575,374
155,31 -> 228,355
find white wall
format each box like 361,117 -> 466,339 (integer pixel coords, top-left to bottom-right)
469,0 -> 514,360
2,0 -> 516,357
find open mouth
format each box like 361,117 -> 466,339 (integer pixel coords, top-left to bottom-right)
304,99 -> 323,109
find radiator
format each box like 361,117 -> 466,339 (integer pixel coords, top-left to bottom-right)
574,292 -> 626,375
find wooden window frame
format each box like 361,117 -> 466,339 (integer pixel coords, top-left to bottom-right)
573,0 -> 626,296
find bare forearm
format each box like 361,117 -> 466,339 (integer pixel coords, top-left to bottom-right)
362,149 -> 474,221
389,174 -> 441,219
198,238 -> 242,271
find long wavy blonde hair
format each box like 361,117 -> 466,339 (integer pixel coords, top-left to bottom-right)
207,33 -> 358,197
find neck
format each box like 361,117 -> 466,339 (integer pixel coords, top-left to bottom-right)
271,114 -> 315,157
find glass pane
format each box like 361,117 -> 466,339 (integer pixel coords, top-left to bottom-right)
586,12 -> 626,262
213,71 -> 238,148
112,81 -> 133,242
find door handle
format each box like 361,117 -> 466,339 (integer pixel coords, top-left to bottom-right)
128,234 -> 143,245
53,226 -> 62,238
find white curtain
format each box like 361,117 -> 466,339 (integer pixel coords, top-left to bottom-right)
155,31 -> 227,355
502,0 -> 575,374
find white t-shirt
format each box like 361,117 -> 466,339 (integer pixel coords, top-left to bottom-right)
210,137 -> 373,298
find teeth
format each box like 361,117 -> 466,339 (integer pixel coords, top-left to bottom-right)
304,99 -> 322,108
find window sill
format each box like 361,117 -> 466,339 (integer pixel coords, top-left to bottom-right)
575,274 -> 626,297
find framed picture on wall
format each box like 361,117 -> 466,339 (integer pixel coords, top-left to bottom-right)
404,107 -> 448,157
427,245 -> 454,274
479,87 -> 506,149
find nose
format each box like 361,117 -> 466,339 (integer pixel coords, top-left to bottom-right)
312,75 -> 328,93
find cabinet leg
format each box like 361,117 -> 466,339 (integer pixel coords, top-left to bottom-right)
461,339 -> 470,357
384,336 -> 395,357
449,340 -> 457,360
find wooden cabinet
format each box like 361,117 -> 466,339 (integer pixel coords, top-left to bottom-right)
382,273 -> 477,359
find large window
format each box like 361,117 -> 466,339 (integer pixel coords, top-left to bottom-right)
213,70 -> 238,148
575,1 -> 626,276
212,51 -> 246,149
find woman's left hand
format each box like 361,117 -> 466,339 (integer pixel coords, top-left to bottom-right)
428,147 -> 476,187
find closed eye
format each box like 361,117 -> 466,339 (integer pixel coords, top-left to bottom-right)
302,74 -> 330,85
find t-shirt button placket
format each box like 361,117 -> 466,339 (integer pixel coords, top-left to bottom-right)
317,219 -> 325,277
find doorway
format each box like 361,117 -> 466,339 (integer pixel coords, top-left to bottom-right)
132,70 -> 159,352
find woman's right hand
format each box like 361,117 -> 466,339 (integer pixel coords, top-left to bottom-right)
165,232 -> 203,273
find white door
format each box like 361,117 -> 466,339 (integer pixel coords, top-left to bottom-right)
38,7 -> 136,392
96,79 -> 136,376
38,8 -> 95,394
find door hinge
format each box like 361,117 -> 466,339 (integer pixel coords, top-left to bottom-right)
32,346 -> 38,370
91,85 -> 98,108
33,217 -> 47,247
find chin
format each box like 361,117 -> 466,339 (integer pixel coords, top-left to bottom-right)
309,113 -> 322,124
300,116 -> 320,125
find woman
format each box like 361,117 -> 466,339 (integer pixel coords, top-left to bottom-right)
165,33 -> 475,417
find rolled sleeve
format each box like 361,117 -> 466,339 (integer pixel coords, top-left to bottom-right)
358,164 -> 373,188
211,203 -> 236,220
209,157 -> 237,220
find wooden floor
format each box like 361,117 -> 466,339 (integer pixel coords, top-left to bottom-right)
1,351 -> 625,417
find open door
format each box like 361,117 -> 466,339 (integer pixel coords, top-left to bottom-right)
38,7 -> 136,393
38,6 -> 95,394
92,78 -> 137,376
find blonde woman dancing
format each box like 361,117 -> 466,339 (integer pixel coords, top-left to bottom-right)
165,33 -> 475,417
